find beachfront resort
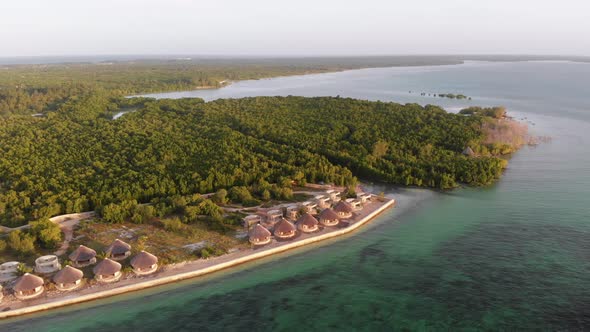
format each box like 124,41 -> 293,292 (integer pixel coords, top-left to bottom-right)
0,186 -> 394,317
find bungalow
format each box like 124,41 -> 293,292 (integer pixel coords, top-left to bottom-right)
315,195 -> 331,209
69,245 -> 97,268
13,273 -> 44,300
105,239 -> 132,261
296,213 -> 319,233
93,258 -> 122,283
358,193 -> 373,204
34,255 -> 61,274
334,201 -> 354,219
286,205 -> 299,220
345,198 -> 363,211
265,209 -> 283,224
326,189 -> 341,203
53,265 -> 84,291
249,224 -> 272,245
0,261 -> 20,282
318,208 -> 340,227
131,251 -> 159,275
243,214 -> 262,229
273,218 -> 297,240
301,201 -> 318,214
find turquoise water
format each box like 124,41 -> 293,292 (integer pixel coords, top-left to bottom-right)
3,61 -> 590,331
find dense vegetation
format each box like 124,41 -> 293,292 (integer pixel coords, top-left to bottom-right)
0,56 -> 462,116
0,92 -> 510,227
460,106 -> 507,119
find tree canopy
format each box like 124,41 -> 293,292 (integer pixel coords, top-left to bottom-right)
0,93 -> 509,227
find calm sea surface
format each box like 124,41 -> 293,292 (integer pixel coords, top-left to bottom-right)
3,61 -> 590,331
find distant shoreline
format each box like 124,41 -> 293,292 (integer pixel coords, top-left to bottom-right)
0,198 -> 395,319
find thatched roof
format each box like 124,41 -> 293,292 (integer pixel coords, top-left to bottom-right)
13,273 -> 44,292
249,224 -> 271,241
131,251 -> 158,270
319,208 -> 340,220
274,218 -> 296,235
106,239 -> 131,255
53,265 -> 83,284
296,213 -> 319,228
333,201 -> 353,213
93,258 -> 121,276
462,147 -> 475,156
69,245 -> 97,262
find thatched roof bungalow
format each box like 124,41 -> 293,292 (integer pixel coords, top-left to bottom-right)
273,218 -> 297,240
131,251 -> 159,275
69,245 -> 97,267
34,255 -> 61,274
249,224 -> 272,245
318,208 -> 340,227
296,213 -> 319,233
53,265 -> 84,291
334,201 -> 354,219
13,273 -> 44,300
106,239 -> 132,261
93,258 -> 122,283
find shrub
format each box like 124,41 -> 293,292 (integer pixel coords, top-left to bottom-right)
8,230 -> 36,256
29,218 -> 62,249
162,217 -> 183,232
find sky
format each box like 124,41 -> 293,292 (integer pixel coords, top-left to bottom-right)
1,0 -> 589,57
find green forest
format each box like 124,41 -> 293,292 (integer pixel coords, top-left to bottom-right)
0,91 -> 508,227
0,56 -> 461,117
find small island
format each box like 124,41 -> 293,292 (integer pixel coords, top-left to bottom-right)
410,91 -> 471,100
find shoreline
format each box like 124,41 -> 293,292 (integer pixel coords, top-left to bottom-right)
0,198 -> 395,319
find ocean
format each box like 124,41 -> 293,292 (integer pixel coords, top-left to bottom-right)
3,60 -> 590,331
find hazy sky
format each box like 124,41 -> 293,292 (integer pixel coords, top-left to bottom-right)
2,0 -> 589,56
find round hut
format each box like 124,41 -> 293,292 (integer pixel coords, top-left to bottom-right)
13,273 -> 44,300
296,213 -> 319,233
34,255 -> 61,274
333,201 -> 353,219
69,245 -> 97,267
273,218 -> 297,240
131,251 -> 159,275
0,261 -> 20,282
53,265 -> 84,291
249,224 -> 272,245
93,258 -> 122,283
318,208 -> 340,227
105,239 -> 132,261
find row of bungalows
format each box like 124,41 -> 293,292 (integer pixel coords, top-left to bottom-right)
244,189 -> 374,247
248,209 -> 342,245
68,239 -> 132,269
0,241 -> 159,301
